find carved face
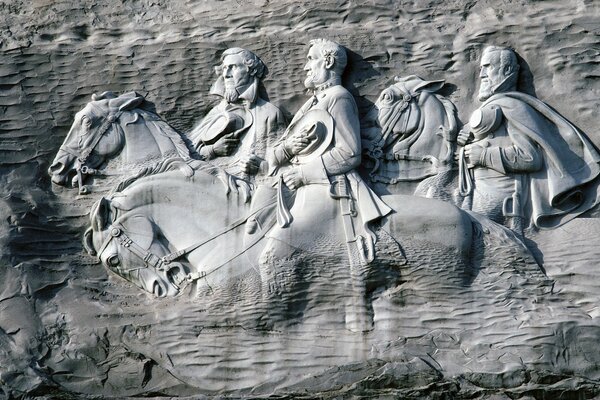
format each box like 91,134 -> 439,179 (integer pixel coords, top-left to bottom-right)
49,92 -> 150,190
222,54 -> 251,91
48,101 -> 124,187
478,49 -> 506,101
84,198 -> 182,297
303,45 -> 330,89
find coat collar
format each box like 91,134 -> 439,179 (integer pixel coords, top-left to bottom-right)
210,77 -> 258,105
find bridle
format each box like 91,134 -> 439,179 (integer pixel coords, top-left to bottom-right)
95,201 -> 276,293
367,87 -> 417,178
380,90 -> 416,145
60,109 -> 124,195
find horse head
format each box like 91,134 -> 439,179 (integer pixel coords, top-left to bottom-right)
362,76 -> 459,188
363,75 -> 447,150
83,196 -> 185,297
48,91 -> 161,193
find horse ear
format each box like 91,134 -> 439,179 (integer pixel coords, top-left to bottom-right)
92,91 -> 118,101
412,79 -> 445,94
83,227 -> 97,257
90,197 -> 112,231
113,92 -> 145,111
395,74 -> 427,84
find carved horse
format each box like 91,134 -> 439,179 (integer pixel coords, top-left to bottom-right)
49,91 -> 192,194
362,75 -> 459,199
82,159 -> 540,321
83,158 -> 253,296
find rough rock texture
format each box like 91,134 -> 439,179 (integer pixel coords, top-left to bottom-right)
1,0 -> 600,398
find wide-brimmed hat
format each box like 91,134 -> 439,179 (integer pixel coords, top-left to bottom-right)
197,109 -> 252,144
287,109 -> 334,163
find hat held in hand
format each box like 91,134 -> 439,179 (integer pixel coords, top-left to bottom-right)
288,109 -> 334,163
198,110 -> 251,144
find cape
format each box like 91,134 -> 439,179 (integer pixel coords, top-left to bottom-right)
484,92 -> 600,229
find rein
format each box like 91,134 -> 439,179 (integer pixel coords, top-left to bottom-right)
96,201 -> 276,288
61,110 -> 124,194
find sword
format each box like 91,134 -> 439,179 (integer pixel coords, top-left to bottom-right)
502,174 -> 525,235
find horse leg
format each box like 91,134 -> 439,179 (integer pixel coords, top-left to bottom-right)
378,194 -> 474,292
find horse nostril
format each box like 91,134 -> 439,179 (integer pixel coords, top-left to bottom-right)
152,281 -> 164,297
49,161 -> 63,173
49,154 -> 77,186
51,174 -> 66,185
49,163 -> 68,185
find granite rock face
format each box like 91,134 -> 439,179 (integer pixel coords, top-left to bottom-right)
1,0 -> 600,398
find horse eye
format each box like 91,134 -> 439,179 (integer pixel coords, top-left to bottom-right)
107,255 -> 120,268
81,116 -> 92,132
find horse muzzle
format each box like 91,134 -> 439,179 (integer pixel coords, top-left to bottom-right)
49,150 -> 76,186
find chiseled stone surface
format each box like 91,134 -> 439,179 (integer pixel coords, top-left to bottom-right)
1,0 -> 600,398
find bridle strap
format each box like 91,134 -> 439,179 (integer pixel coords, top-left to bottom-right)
162,200 -> 276,264
200,216 -> 275,278
96,224 -> 163,273
78,110 -> 124,164
58,110 -> 124,164
96,201 -> 277,275
93,196 -> 279,293
67,110 -> 124,194
381,93 -> 415,144
162,213 -> 252,264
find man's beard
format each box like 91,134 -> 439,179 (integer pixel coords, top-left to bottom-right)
304,75 -> 316,90
304,69 -> 328,90
478,73 -> 517,102
478,79 -> 494,101
224,86 -> 239,103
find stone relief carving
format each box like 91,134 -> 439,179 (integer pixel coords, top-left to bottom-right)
188,47 -> 286,181
361,75 -> 459,200
457,46 -> 600,235
83,159 -> 253,298
48,40 -> 600,306
48,91 -> 192,194
77,40 -> 579,332
29,26 -> 600,396
263,39 -> 392,266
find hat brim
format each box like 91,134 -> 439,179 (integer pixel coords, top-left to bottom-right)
198,110 -> 252,144
286,109 -> 334,164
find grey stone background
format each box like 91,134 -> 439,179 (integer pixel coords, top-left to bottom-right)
0,0 -> 599,397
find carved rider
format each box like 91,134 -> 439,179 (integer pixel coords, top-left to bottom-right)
189,48 -> 286,180
261,39 -> 392,263
458,45 -> 600,232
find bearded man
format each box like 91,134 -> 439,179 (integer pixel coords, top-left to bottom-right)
458,45 -> 600,232
189,48 -> 285,180
259,39 -> 392,263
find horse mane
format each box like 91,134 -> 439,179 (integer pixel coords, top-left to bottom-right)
111,157 -> 232,195
152,119 -> 195,160
437,95 -> 459,142
111,157 -> 194,193
96,91 -> 192,160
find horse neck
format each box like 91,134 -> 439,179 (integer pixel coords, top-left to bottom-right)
120,126 -> 163,167
413,93 -> 448,151
119,114 -> 183,167
403,93 -> 457,167
117,171 -> 251,252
